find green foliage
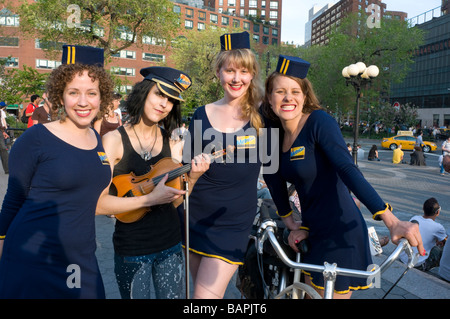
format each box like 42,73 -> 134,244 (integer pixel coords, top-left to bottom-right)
0,58 -> 48,105
14,0 -> 179,58
170,27 -> 232,118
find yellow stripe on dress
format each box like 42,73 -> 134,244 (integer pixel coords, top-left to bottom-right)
182,245 -> 243,265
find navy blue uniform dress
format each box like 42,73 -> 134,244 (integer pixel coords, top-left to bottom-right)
0,124 -> 111,298
263,110 -> 390,293
184,106 -> 261,264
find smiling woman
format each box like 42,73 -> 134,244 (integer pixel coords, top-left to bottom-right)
0,45 -> 116,299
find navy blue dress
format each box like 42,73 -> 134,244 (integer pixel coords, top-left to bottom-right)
263,110 -> 390,293
183,106 -> 261,264
0,124 -> 111,298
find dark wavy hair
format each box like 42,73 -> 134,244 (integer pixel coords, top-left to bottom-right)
46,63 -> 115,122
125,80 -> 181,137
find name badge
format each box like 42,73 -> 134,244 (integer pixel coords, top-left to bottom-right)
98,152 -> 110,165
236,135 -> 256,149
290,146 -> 305,161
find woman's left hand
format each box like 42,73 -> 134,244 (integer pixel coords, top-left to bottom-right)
188,153 -> 211,183
381,210 -> 425,256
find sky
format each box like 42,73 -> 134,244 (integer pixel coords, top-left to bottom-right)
281,0 -> 443,45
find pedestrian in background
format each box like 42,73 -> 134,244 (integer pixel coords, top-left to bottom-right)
0,45 -> 115,298
24,94 -> 41,128
32,92 -> 53,124
400,197 -> 447,272
0,102 -> 8,174
392,144 -> 405,164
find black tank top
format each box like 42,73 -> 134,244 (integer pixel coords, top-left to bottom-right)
112,126 -> 181,256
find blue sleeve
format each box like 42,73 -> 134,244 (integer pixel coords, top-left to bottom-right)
313,111 -> 388,217
261,118 -> 292,217
0,126 -> 41,237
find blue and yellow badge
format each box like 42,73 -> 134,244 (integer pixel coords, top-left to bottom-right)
237,135 -> 256,149
290,146 -> 305,161
98,152 -> 110,165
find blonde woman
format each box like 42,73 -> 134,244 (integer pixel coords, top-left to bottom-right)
183,31 -> 264,299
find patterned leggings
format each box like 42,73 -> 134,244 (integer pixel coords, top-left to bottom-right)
114,243 -> 185,299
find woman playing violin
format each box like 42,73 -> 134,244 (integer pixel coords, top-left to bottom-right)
96,67 -> 210,299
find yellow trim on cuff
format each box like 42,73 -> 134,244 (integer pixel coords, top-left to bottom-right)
276,210 -> 293,218
373,203 -> 392,221
299,226 -> 309,231
0,235 -> 5,239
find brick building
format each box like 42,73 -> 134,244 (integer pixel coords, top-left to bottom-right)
0,0 -> 282,95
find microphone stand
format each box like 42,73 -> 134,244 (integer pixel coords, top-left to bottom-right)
184,179 -> 190,299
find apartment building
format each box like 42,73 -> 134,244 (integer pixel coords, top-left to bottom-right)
0,0 -> 282,93
310,0 -> 406,46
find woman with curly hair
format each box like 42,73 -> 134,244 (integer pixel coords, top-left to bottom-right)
0,45 -> 114,298
183,31 -> 264,299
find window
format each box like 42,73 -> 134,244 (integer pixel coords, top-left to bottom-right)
0,57 -> 18,67
249,9 -> 257,16
173,5 -> 181,14
0,37 -> 18,46
185,20 -> 193,29
210,14 -> 218,24
111,50 -> 136,59
263,26 -> 269,34
110,67 -> 135,77
142,53 -> 165,62
198,11 -> 206,20
36,59 -> 61,69
270,1 -> 278,9
142,36 -> 166,46
0,15 -> 19,27
249,0 -> 257,8
198,22 -> 205,30
233,19 -> 240,28
186,8 -> 193,18
35,39 -> 64,50
222,16 -> 229,26
228,0 -> 236,6
272,28 -> 278,36
243,21 -> 250,30
270,11 -> 278,19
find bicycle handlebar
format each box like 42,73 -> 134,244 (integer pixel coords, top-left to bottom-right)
257,219 -> 418,281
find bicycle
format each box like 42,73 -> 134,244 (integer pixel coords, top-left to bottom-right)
237,199 -> 419,299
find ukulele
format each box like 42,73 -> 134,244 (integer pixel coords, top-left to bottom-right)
112,148 -> 230,223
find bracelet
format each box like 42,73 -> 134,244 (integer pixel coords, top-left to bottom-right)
276,210 -> 293,218
372,203 -> 392,221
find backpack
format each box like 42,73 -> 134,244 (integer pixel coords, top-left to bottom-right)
21,104 -> 32,123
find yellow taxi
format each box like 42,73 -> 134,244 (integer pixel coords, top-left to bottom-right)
381,131 -> 437,153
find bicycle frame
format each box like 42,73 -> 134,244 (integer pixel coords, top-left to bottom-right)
257,219 -> 419,299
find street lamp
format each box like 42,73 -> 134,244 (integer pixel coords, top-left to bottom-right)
342,62 -> 379,165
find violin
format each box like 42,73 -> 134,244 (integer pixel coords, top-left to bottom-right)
112,149 -> 229,223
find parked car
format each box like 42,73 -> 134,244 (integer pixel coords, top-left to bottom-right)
381,134 -> 437,153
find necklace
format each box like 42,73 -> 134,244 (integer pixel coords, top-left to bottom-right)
133,125 -> 157,161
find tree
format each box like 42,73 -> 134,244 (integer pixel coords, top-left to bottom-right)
13,0 -> 179,59
0,59 -> 48,105
170,27 -> 235,119
306,11 -> 425,120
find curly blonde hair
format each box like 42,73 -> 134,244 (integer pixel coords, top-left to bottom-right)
214,48 -> 264,133
46,63 -> 115,122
